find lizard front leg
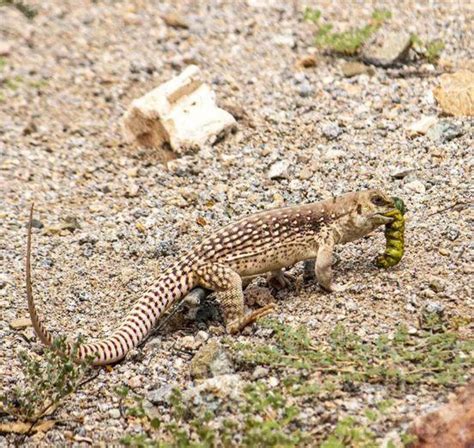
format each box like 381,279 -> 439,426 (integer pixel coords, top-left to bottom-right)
196,264 -> 276,334
316,234 -> 348,293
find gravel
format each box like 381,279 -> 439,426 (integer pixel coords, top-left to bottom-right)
0,0 -> 472,446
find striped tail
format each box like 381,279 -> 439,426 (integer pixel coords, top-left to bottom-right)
26,205 -> 195,366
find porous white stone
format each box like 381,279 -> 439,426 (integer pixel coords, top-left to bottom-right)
122,65 -> 236,157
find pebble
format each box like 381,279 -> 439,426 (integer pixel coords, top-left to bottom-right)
299,167 -> 313,180
362,30 -> 412,67
341,61 -> 373,77
321,123 -> 343,140
426,121 -> 463,142
9,317 -> 32,330
252,366 -> 269,380
190,340 -> 233,379
179,335 -> 196,350
127,376 -> 142,389
108,409 -> 121,419
407,116 -> 437,136
404,180 -> 426,194
195,330 -> 210,345
268,377 -> 279,387
298,81 -> 314,98
296,54 -> 317,68
391,168 -> 415,179
424,301 -> 445,314
147,385 -> 174,405
345,299 -> 359,312
268,160 -> 290,179
323,148 -> 346,160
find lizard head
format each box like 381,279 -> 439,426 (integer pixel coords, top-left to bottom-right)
335,190 -> 401,242
354,190 -> 400,228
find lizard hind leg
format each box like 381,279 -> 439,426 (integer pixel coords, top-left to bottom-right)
196,263 -> 276,334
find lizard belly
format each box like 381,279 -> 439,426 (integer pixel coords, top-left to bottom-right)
223,243 -> 316,277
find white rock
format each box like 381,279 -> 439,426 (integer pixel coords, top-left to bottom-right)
268,376 -> 279,387
404,180 -> 426,194
407,115 -> 437,136
108,409 -> 121,419
195,330 -> 209,344
122,65 -> 236,156
268,160 -> 290,179
323,149 -> 346,160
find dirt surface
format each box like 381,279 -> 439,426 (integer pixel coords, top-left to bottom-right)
0,1 -> 472,446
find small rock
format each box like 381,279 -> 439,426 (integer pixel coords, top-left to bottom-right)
190,340 -> 233,379
433,70 -> 474,116
404,180 -> 426,194
125,184 -> 140,198
142,400 -> 161,421
45,216 -> 81,235
345,299 -> 359,312
321,123 -> 343,140
179,335 -> 196,350
184,374 -> 243,402
161,12 -> 189,29
424,301 -> 445,315
294,72 -> 306,83
323,148 -> 346,160
407,116 -> 437,137
299,167 -> 313,180
28,218 -> 44,229
127,376 -> 142,389
421,288 -> 436,299
426,121 -> 463,142
0,40 -> 13,56
268,377 -> 279,387
108,409 -> 121,419
438,248 -> 450,256
407,326 -> 418,335
9,317 -> 32,330
298,81 -> 314,98
391,168 -> 415,179
268,160 -> 290,180
362,30 -> 412,67
428,277 -> 445,293
147,385 -> 174,405
195,330 -> 209,345
341,61 -> 373,77
296,55 -> 317,69
23,121 -> 37,136
273,34 -> 295,48
122,65 -> 236,156
252,366 -> 269,380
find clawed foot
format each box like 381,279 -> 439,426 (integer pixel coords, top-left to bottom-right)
267,271 -> 294,290
321,282 -> 352,293
226,303 -> 277,334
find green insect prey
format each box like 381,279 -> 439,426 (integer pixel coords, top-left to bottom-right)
375,197 -> 406,268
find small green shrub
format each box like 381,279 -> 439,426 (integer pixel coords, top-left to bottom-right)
0,337 -> 93,422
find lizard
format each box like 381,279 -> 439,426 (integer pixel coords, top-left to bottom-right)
26,189 -> 400,366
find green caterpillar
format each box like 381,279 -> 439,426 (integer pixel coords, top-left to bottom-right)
375,197 -> 406,268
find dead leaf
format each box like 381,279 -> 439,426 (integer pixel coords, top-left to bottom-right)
0,420 -> 56,434
433,70 -> 474,116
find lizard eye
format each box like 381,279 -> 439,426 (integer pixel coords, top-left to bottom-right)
371,195 -> 385,206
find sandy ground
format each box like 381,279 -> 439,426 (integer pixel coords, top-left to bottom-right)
0,0 -> 472,446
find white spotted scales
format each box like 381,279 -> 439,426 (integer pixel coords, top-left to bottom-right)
26,190 -> 398,365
